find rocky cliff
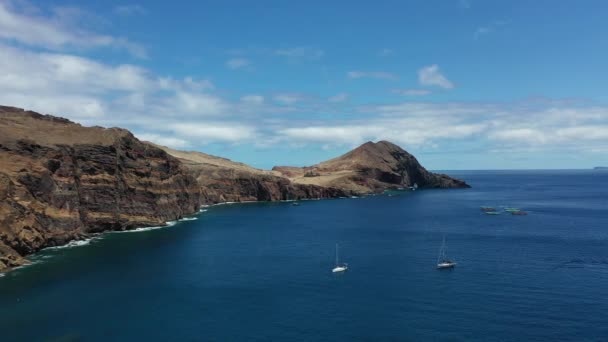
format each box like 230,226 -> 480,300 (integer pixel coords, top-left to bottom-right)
153,145 -> 351,204
273,141 -> 469,193
0,106 -> 200,271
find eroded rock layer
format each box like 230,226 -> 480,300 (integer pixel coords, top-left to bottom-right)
273,141 -> 470,193
153,145 -> 351,204
0,106 -> 200,270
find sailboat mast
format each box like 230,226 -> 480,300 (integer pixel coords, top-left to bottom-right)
438,236 -> 446,263
335,243 -> 339,266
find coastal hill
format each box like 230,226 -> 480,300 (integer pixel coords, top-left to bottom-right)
273,141 -> 469,193
0,106 -> 201,270
155,141 -> 469,203
0,106 -> 468,271
152,144 -> 349,203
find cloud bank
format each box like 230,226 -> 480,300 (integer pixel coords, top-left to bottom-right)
0,1 -> 605,162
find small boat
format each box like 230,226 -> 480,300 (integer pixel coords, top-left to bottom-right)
332,243 -> 348,273
480,206 -> 496,212
291,202 -> 300,206
504,207 -> 520,212
437,236 -> 456,269
511,210 -> 527,215
410,183 -> 419,191
485,211 -> 500,215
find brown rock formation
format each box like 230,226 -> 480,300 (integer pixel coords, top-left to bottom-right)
153,145 -> 351,204
273,141 -> 469,193
0,106 -> 200,271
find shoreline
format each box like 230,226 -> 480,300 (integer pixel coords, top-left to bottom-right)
0,214 -> 205,276
0,187 -> 457,277
0,194 -> 373,276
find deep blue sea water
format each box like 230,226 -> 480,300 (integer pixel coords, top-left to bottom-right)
1,170 -> 608,341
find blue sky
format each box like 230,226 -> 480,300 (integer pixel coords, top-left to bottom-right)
1,0 -> 607,169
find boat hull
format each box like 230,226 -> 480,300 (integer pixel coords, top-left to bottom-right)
332,266 -> 348,273
437,262 -> 456,269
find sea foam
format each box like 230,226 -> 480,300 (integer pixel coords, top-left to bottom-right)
43,237 -> 101,250
179,217 -> 198,221
112,225 -> 165,233
112,219 -> 180,233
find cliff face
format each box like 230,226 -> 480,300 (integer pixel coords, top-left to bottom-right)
154,145 -> 351,204
0,106 -> 200,271
273,141 -> 469,193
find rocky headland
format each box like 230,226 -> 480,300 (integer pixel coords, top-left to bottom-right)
273,140 -> 469,193
0,106 -> 468,271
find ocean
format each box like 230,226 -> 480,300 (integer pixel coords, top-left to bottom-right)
1,170 -> 607,341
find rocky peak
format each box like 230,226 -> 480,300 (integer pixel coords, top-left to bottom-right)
274,140 -> 470,192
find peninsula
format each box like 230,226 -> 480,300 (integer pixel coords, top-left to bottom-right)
0,106 -> 468,271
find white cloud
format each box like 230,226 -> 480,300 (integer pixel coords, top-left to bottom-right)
0,1 -> 146,58
0,92 -> 107,118
241,95 -> 264,105
278,119 -> 486,147
370,102 -> 491,117
489,128 -> 547,144
490,125 -> 608,146
392,89 -> 432,96
378,48 -> 393,57
474,27 -> 492,39
275,47 -> 324,60
171,92 -> 228,116
114,5 -> 146,16
347,71 -> 398,81
556,126 -> 608,141
0,42 -> 227,123
274,101 -> 608,152
0,43 -> 150,93
274,94 -> 301,105
169,123 -> 257,143
279,126 -> 372,145
418,64 -> 454,89
158,76 -> 214,92
328,93 -> 349,102
0,2 -> 605,158
226,58 -> 251,70
135,133 -> 191,149
474,21 -> 508,40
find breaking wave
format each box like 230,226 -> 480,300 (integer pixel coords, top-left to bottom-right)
179,217 -> 198,221
43,237 -> 101,250
113,219 -> 180,234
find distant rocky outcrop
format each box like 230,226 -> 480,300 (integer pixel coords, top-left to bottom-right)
153,145 -> 351,204
0,106 -> 200,271
273,141 -> 469,193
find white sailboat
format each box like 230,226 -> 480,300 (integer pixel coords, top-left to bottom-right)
437,236 -> 456,269
332,243 -> 348,273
